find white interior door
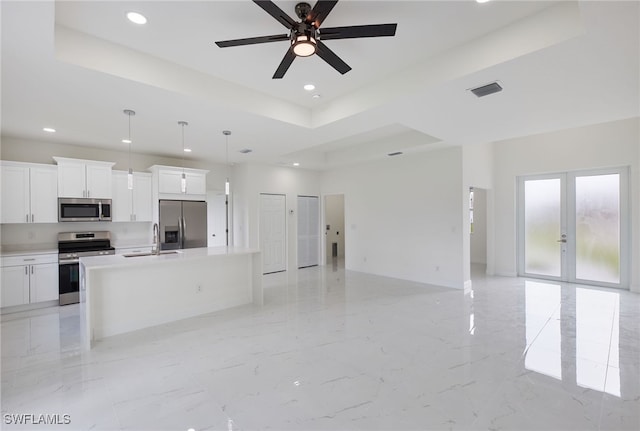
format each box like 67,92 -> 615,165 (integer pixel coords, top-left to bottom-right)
207,191 -> 227,247
260,194 -> 286,274
297,196 -> 319,268
518,168 -> 628,288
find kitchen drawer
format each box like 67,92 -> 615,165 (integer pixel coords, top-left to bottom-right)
1,253 -> 58,267
115,247 -> 153,255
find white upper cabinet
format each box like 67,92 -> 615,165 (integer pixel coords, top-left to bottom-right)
54,157 -> 114,198
132,173 -> 153,221
112,170 -> 153,222
1,161 -> 57,224
150,165 -> 208,197
158,169 -> 183,195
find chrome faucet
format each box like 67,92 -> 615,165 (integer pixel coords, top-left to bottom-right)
152,222 -> 160,255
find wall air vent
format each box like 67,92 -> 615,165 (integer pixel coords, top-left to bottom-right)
388,151 -> 403,156
470,81 -> 503,98
239,148 -> 252,154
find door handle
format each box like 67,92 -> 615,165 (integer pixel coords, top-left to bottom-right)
557,239 -> 567,243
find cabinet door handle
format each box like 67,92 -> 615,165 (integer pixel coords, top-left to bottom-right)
31,214 -> 34,223
23,258 -> 35,262
26,214 -> 29,222
25,266 -> 28,275
87,190 -> 90,198
31,266 -> 34,274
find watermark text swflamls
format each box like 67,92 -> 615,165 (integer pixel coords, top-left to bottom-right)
3,413 -> 71,425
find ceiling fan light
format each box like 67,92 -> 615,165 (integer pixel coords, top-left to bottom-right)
292,35 -> 316,57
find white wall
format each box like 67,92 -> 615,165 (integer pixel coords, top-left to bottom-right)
324,194 -> 345,259
1,222 -> 152,251
232,163 -> 321,271
492,117 -> 639,291
321,147 -> 465,289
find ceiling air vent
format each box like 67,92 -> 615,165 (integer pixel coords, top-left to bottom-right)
238,148 -> 252,154
470,81 -> 503,98
388,151 -> 403,156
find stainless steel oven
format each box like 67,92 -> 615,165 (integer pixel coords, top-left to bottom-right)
58,231 -> 114,305
58,198 -> 112,222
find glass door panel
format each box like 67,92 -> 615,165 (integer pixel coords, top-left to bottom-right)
519,168 -> 628,288
574,173 -> 621,284
522,177 -> 564,278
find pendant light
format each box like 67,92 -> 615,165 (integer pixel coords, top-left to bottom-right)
178,121 -> 188,193
123,109 -> 135,190
222,130 -> 231,246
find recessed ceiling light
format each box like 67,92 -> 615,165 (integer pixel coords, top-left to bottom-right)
476,0 -> 491,3
121,138 -> 132,144
312,94 -> 321,99
126,11 -> 147,25
184,148 -> 192,153
303,84 -> 315,91
293,162 -> 300,167
43,127 -> 56,133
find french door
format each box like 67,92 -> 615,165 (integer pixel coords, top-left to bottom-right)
517,168 -> 629,288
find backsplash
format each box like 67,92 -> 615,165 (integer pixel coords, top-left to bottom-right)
0,222 -> 153,251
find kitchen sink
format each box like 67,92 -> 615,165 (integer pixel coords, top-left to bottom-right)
123,251 -> 180,258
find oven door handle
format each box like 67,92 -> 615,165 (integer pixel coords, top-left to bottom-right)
59,259 -> 80,265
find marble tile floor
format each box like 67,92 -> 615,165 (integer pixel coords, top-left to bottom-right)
1,261 -> 639,431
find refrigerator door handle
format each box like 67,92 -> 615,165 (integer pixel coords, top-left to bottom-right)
182,216 -> 187,249
177,216 -> 181,249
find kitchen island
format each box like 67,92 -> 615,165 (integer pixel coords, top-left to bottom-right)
79,246 -> 262,349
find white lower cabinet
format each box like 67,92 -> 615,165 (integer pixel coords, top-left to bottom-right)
1,254 -> 59,308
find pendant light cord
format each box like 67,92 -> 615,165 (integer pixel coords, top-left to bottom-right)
128,113 -> 132,170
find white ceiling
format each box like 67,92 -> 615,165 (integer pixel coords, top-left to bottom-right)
2,1 -> 638,170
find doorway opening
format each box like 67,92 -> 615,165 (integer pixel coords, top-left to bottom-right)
324,194 -> 345,265
260,193 -> 286,274
470,187 -> 488,278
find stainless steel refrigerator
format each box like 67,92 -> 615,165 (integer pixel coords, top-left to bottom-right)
159,200 -> 207,250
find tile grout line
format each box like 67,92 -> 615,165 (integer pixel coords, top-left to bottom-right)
597,297 -> 619,430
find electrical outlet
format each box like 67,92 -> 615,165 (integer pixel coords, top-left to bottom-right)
197,285 -> 202,293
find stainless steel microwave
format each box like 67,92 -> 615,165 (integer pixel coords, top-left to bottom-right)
58,198 -> 112,222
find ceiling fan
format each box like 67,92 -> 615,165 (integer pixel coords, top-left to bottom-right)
215,0 -> 397,79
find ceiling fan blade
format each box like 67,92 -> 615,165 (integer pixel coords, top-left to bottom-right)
315,40 -> 351,75
273,48 -> 296,79
215,34 -> 289,48
253,1 -> 297,29
320,23 -> 397,40
306,1 -> 338,27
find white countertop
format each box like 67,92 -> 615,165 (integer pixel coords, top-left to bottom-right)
80,246 -> 260,269
0,246 -> 58,257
